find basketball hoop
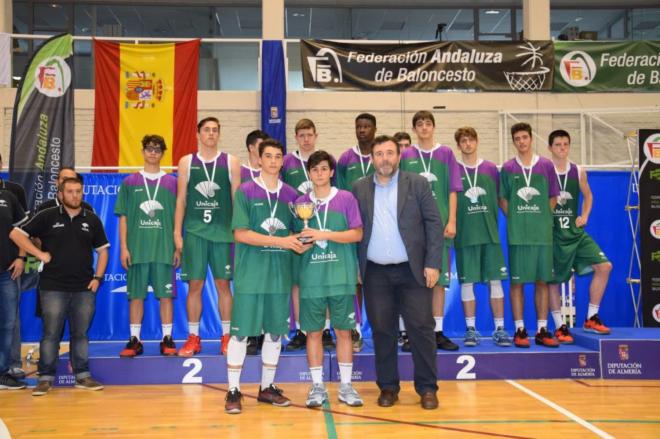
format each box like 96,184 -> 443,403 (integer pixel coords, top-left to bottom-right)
504,66 -> 550,92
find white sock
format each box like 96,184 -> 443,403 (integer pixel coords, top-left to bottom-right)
189,322 -> 200,336
465,317 -> 476,328
338,362 -> 353,385
434,316 -> 443,332
310,366 -> 323,385
551,311 -> 563,328
162,323 -> 172,338
261,365 -> 277,390
227,337 -> 247,390
587,303 -> 600,319
228,368 -> 242,391
514,320 -> 525,330
221,321 -> 230,335
398,315 -> 406,332
324,319 -> 331,330
130,324 -> 141,340
537,320 -> 548,332
494,318 -> 505,329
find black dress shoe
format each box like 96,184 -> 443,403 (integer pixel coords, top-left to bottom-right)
377,389 -> 398,407
420,391 -> 439,409
435,331 -> 459,351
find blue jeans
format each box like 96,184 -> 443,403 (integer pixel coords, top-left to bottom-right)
38,290 -> 96,382
0,271 -> 19,375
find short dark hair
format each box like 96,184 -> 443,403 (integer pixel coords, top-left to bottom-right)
548,129 -> 571,146
245,129 -> 269,151
57,167 -> 83,184
59,177 -> 82,192
295,118 -> 316,134
454,127 -> 478,143
372,135 -> 400,155
258,138 -> 285,157
197,117 -> 220,132
141,134 -> 167,151
412,110 -> 435,127
393,131 -> 411,143
511,122 -> 532,139
306,150 -> 336,172
355,113 -> 376,126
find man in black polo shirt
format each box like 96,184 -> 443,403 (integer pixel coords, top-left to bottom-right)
10,177 -> 109,396
0,189 -> 28,390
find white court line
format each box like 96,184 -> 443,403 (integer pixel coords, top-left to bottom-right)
507,380 -> 615,439
0,417 -> 11,439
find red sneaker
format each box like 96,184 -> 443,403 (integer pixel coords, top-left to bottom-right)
221,334 -> 230,356
535,328 -> 560,348
554,324 -> 575,344
583,314 -> 611,335
119,336 -> 143,358
178,334 -> 201,357
513,328 -> 530,348
160,335 -> 177,356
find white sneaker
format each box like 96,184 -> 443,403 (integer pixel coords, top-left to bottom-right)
338,383 -> 363,407
305,383 -> 328,408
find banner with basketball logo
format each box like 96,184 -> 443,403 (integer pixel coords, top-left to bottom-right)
301,39 -> 554,92
554,41 -> 660,92
639,129 -> 660,327
92,39 -> 200,170
9,33 -> 75,210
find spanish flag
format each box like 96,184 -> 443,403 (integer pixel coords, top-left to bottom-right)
92,39 -> 199,169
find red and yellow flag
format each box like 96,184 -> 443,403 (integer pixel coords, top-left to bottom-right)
92,39 -> 199,169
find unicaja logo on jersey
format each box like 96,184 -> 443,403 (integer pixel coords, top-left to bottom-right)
140,200 -> 164,217
557,190 -> 574,206
560,51 -> 597,87
464,187 -> 486,204
516,187 -> 540,202
307,48 -> 343,83
195,181 -> 220,198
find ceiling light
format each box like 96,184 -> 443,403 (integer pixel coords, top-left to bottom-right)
485,10 -> 501,15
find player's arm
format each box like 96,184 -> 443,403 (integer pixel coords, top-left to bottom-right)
499,198 -> 508,216
234,228 -> 308,253
229,154 -> 241,199
300,227 -> 363,244
549,197 -> 557,211
173,154 -> 191,252
444,191 -> 457,238
119,215 -> 131,270
577,167 -> 593,227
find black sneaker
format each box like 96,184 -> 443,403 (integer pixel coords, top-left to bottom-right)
257,384 -> 291,407
399,331 -> 411,352
0,373 -> 27,390
246,336 -> 259,356
225,388 -> 243,414
535,327 -> 560,348
160,335 -> 177,356
119,336 -> 143,357
285,330 -> 307,351
322,329 -> 336,351
435,331 -> 459,351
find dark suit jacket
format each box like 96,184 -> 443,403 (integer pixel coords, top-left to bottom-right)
352,170 -> 444,287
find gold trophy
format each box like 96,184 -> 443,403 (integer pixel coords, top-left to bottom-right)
288,201 -> 317,243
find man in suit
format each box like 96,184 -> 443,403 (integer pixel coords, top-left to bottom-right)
352,135 -> 443,410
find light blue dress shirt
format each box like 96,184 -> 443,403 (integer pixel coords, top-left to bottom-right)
367,170 -> 409,264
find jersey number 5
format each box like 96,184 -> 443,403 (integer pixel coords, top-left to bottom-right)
203,210 -> 212,223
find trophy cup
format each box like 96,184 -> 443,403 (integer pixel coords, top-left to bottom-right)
288,201 -> 317,243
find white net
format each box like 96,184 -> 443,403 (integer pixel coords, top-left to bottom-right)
504,67 -> 550,92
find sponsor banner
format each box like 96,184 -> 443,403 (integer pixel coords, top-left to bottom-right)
601,340 -> 660,379
0,32 -> 10,87
301,39 -> 554,92
8,33 -> 75,210
261,41 -> 287,150
92,39 -> 199,169
639,129 -> 660,327
554,41 -> 660,92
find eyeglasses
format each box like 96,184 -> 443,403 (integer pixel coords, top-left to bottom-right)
144,146 -> 163,153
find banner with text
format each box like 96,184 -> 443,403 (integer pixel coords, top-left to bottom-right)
301,39 -> 554,92
554,41 -> 660,92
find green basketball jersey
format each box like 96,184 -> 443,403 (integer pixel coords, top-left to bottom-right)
455,159 -> 501,248
336,146 -> 374,191
399,144 -> 463,225
282,150 -> 313,195
500,155 -> 560,246
293,188 -> 362,298
183,152 -> 234,243
114,171 -> 177,265
232,179 -> 299,295
553,162 -> 585,242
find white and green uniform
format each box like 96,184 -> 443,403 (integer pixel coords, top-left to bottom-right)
294,188 -> 363,331
181,152 -> 234,280
500,155 -> 560,284
551,162 -> 609,283
455,159 -> 507,283
230,178 -> 298,337
114,171 -> 177,299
